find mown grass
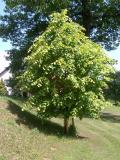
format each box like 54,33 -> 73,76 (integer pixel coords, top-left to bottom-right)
0,96 -> 120,160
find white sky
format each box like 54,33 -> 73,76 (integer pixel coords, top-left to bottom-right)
107,48 -> 120,70
0,51 -> 11,80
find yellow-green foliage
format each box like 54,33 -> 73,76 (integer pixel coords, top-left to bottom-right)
0,80 -> 7,96
19,10 -> 114,119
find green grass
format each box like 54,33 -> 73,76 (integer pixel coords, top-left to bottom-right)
0,97 -> 120,160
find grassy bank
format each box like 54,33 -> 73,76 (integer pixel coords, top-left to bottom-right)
0,98 -> 120,160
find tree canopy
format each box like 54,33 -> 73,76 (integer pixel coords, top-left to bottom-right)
1,0 -> 120,50
104,71 -> 120,104
19,10 -> 114,133
0,0 -> 119,92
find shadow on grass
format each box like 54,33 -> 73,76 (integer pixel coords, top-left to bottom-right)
101,112 -> 120,123
7,101 -> 87,140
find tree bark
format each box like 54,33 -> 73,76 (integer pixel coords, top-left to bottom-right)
71,117 -> 75,127
81,0 -> 92,36
64,117 -> 69,134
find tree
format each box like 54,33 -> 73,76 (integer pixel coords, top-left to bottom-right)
1,0 -> 120,49
104,71 -> 120,104
0,79 -> 7,96
19,10 -> 114,133
0,0 -> 120,92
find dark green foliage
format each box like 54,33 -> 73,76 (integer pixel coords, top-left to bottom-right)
1,0 -> 120,49
105,71 -> 120,104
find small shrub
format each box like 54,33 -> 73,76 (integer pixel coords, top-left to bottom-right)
0,79 -> 7,96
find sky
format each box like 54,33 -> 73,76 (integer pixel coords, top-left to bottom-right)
0,0 -> 120,81
0,0 -> 12,79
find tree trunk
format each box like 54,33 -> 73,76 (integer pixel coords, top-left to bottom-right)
64,117 -> 69,134
81,0 -> 92,36
71,117 -> 75,127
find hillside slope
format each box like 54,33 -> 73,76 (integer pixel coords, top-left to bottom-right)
0,100 -> 120,160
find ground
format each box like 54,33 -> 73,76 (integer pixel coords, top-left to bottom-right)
0,99 -> 120,160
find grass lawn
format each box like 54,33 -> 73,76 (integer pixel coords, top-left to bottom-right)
0,98 -> 120,160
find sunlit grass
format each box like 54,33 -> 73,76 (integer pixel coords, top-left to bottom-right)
0,97 -> 120,160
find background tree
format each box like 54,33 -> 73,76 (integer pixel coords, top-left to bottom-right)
104,71 -> 120,104
0,0 -> 120,93
1,0 -> 120,49
0,79 -> 7,96
19,10 -> 114,133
